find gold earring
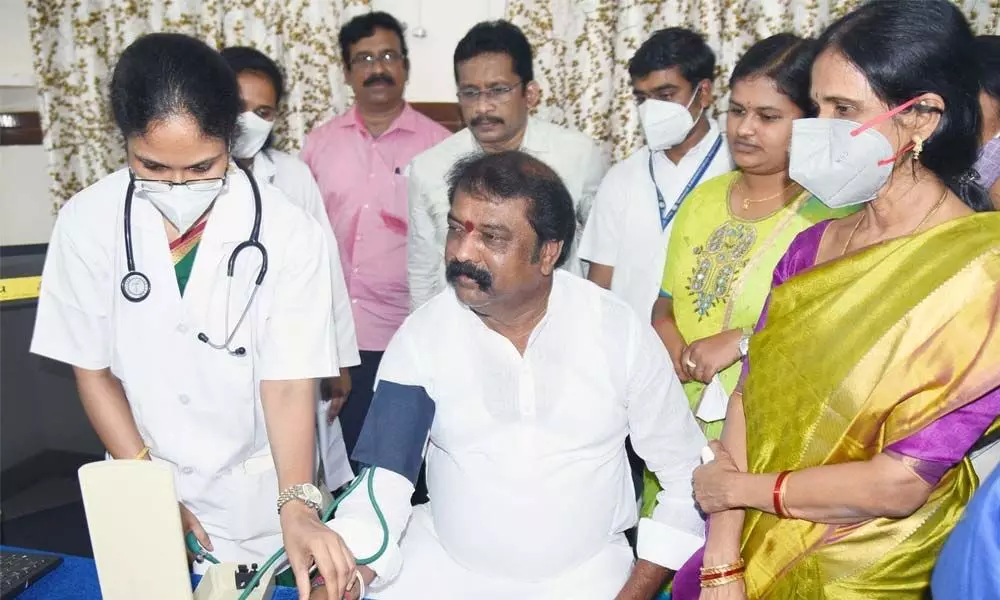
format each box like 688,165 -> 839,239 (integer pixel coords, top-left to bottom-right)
912,135 -> 924,163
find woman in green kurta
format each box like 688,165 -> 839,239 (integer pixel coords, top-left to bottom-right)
645,34 -> 854,516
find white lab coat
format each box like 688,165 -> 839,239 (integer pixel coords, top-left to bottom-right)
31,166 -> 338,567
250,148 -> 357,491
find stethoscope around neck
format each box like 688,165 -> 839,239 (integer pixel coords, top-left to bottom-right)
120,162 -> 268,357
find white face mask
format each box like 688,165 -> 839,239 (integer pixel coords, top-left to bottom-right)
638,89 -> 704,151
232,111 -> 275,159
788,118 -> 896,208
788,97 -> 923,209
136,178 -> 224,234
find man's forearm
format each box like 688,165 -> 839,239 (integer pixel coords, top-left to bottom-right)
261,378 -> 317,489
73,367 -> 145,459
616,559 -> 671,600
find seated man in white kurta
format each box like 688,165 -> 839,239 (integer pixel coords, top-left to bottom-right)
315,151 -> 707,600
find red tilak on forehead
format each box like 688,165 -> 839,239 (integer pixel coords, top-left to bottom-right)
463,220 -> 474,233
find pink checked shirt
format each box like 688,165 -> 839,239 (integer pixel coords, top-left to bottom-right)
302,104 -> 450,351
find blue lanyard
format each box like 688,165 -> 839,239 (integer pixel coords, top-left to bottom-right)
649,135 -> 724,231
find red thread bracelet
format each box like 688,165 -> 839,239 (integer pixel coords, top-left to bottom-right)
773,471 -> 791,518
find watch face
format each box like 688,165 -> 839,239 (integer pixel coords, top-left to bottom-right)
302,484 -> 323,505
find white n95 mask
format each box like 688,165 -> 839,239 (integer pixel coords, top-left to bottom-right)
232,111 -> 275,159
638,90 -> 704,151
136,178 -> 224,234
788,97 -> 922,209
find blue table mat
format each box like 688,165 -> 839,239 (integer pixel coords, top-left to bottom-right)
4,546 -> 674,599
3,547 -> 300,599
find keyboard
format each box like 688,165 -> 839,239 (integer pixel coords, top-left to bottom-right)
0,551 -> 63,599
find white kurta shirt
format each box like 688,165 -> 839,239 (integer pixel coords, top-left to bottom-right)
30,166 -> 338,563
578,121 -> 733,319
331,271 -> 707,596
406,117 -> 608,311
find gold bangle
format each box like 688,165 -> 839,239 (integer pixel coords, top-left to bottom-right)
701,573 -> 745,588
700,558 -> 745,576
134,446 -> 151,460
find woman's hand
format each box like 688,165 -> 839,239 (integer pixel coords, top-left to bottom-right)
694,441 -> 742,514
179,502 -> 212,563
699,579 -> 748,600
281,502 -> 357,600
681,330 -> 743,384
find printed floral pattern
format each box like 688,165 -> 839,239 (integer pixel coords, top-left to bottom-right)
26,1 -> 996,207
507,0 -> 998,163
26,0 -> 371,209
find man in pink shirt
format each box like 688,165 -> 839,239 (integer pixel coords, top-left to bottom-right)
302,11 -> 449,472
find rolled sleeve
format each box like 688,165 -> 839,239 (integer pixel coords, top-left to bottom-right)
328,467 -> 414,586
637,516 -> 704,569
30,205 -> 112,370
626,317 -> 706,569
258,218 -> 337,380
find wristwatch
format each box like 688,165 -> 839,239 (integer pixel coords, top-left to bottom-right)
738,328 -> 752,358
276,483 -> 323,515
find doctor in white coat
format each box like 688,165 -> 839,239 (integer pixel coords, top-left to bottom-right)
222,46 -> 360,491
30,33 -> 360,600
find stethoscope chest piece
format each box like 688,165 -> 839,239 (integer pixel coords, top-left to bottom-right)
121,270 -> 151,303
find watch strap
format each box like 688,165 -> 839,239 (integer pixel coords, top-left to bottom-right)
277,484 -> 321,514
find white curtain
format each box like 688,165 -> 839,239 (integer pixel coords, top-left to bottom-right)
507,0 -> 999,162
26,0 -> 372,208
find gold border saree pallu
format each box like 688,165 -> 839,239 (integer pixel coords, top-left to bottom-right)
740,213 -> 1000,599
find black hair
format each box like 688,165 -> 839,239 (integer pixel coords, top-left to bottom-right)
976,35 -> 1000,106
453,21 -> 533,85
447,151 -> 575,268
628,27 -> 715,85
730,34 -> 818,116
220,46 -> 285,104
338,11 -> 409,70
110,33 -> 241,145
817,0 -> 991,211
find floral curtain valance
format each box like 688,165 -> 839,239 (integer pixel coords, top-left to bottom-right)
27,0 -> 371,208
508,0 -> 999,162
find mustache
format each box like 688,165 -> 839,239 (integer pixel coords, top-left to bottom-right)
470,115 -> 504,128
445,260 -> 493,292
363,74 -> 395,87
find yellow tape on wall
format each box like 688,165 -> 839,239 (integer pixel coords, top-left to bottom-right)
0,276 -> 42,302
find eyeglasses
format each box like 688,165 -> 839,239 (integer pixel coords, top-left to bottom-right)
456,82 -> 523,104
350,51 -> 404,69
133,177 -> 225,193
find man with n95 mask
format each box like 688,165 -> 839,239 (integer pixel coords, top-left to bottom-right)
30,34 -> 357,599
310,151 -> 706,600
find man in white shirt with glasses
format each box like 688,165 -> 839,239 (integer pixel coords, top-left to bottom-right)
406,20 -> 607,312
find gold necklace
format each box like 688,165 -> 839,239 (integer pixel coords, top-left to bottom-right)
841,188 -> 949,257
734,176 -> 800,210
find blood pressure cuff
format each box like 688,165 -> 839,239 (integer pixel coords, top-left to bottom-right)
351,381 -> 435,486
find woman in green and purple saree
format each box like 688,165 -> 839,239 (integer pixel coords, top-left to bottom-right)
673,1 -> 1000,598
